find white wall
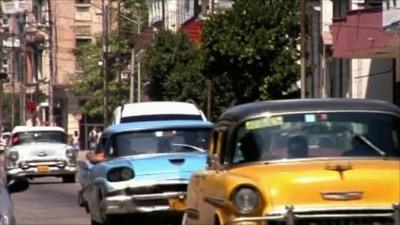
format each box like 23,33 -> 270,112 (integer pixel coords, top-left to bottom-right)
351,58 -> 393,102
149,0 -> 195,32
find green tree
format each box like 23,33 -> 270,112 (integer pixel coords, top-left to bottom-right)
143,30 -> 207,110
203,0 -> 300,117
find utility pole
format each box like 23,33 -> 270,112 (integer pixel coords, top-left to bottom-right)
300,0 -> 307,98
102,0 -> 110,127
19,13 -> 26,125
206,79 -> 211,119
48,0 -> 55,126
11,32 -> 15,128
117,0 -> 121,84
0,4 -> 3,131
129,49 -> 135,103
161,0 -> 165,29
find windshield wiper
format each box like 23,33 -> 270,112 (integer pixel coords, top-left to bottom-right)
353,134 -> 386,156
172,143 -> 206,153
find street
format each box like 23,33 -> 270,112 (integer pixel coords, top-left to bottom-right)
12,177 -> 90,225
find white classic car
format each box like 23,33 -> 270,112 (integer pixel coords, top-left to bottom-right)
5,126 -> 77,183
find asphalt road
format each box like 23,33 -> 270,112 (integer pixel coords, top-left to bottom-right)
12,177 -> 90,225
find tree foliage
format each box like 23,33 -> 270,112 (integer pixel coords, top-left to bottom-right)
143,30 -> 207,110
203,0 -> 301,117
72,0 -> 147,117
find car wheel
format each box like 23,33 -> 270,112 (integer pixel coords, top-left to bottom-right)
62,174 -> 75,183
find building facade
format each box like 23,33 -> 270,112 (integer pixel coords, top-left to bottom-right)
1,0 -> 103,140
307,0 -> 400,106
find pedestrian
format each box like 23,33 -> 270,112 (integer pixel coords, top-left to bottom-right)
72,130 -> 80,151
89,127 -> 98,151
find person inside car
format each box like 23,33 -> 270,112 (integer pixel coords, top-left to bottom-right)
287,135 -> 309,159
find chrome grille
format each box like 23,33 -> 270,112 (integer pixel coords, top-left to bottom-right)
134,199 -> 169,207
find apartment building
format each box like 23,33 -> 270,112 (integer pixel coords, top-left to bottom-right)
307,0 -> 400,105
1,0 -> 103,139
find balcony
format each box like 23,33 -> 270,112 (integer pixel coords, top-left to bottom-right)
331,7 -> 400,58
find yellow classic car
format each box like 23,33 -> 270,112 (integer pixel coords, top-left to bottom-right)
184,98 -> 400,225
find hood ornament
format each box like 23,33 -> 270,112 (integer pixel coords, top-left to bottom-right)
326,162 -> 352,179
37,151 -> 47,157
321,191 -> 363,201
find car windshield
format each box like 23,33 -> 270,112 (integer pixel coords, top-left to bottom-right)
13,131 -> 67,145
229,112 -> 400,164
108,128 -> 211,157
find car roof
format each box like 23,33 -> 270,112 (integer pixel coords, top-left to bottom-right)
119,101 -> 205,117
219,98 -> 400,122
104,120 -> 213,135
12,126 -> 65,134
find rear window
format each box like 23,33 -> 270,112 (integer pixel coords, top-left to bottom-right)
120,114 -> 203,123
12,131 -> 67,146
107,127 -> 212,157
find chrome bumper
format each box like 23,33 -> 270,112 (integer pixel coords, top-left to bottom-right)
102,191 -> 186,215
225,203 -> 400,225
7,163 -> 76,176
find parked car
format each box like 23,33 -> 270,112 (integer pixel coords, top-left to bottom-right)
0,132 -> 11,153
0,166 -> 29,225
111,101 -> 208,125
183,98 -> 400,225
5,126 -> 77,183
78,119 -> 213,225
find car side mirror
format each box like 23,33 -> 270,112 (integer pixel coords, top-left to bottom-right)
7,175 -> 29,194
208,154 -> 223,170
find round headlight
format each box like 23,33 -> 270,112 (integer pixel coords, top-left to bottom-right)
232,186 -> 261,214
107,167 -> 134,182
8,151 -> 19,161
120,168 -> 133,180
66,148 -> 75,158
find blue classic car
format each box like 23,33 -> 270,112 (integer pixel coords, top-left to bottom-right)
78,120 -> 213,225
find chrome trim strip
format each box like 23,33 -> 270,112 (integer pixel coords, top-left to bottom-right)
204,196 -> 225,208
321,191 -> 363,201
131,192 -> 186,200
186,208 -> 199,220
267,206 -> 394,215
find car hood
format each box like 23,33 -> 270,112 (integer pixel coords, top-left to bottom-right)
229,158 -> 400,212
11,143 -> 70,159
107,153 -> 207,178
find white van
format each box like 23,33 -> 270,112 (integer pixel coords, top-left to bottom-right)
111,101 -> 207,124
